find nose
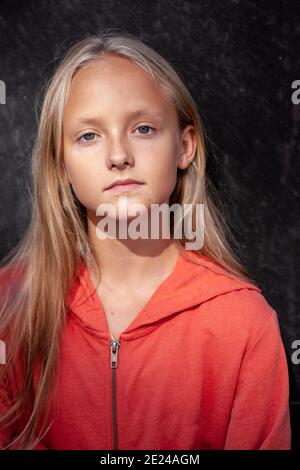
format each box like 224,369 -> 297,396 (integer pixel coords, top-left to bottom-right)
106,134 -> 134,170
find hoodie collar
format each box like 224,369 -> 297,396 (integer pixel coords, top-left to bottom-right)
66,250 -> 261,340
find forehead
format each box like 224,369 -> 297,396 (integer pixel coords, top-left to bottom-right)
63,55 -> 177,122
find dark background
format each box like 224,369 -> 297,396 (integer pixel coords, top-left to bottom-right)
0,0 -> 299,449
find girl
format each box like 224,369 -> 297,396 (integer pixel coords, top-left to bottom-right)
0,31 -> 291,450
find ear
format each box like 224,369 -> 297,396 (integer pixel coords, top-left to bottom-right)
176,124 -> 197,170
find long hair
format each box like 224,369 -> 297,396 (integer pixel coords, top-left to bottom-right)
0,30 -> 258,449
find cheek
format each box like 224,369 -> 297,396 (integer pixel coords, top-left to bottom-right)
146,144 -> 178,195
64,148 -> 102,210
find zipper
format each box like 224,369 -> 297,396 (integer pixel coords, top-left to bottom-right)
110,337 -> 121,450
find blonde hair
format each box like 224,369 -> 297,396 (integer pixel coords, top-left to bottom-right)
0,29 -> 258,449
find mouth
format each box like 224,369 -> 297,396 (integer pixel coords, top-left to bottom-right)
106,182 -> 145,193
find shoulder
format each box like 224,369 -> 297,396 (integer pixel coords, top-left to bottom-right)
180,251 -> 285,361
203,285 -> 281,351
0,261 -> 26,293
0,261 -> 27,340
186,253 -> 279,347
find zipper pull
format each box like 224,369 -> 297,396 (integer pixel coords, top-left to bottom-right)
110,339 -> 120,369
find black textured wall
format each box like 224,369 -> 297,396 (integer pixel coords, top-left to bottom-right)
0,0 -> 299,449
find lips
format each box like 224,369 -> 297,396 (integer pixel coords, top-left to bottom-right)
105,179 -> 144,191
106,182 -> 144,193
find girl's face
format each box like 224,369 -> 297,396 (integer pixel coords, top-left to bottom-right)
62,55 -> 192,221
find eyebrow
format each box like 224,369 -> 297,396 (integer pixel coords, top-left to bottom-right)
67,109 -> 166,132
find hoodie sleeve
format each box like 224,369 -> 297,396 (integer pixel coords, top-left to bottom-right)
0,373 -> 15,449
0,372 -> 48,450
224,310 -> 291,449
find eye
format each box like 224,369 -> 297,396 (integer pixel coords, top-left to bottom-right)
78,132 -> 97,143
135,125 -> 156,136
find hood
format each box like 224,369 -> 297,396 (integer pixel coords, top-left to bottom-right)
66,250 -> 261,340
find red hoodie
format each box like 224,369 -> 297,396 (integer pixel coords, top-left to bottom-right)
0,250 -> 291,449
